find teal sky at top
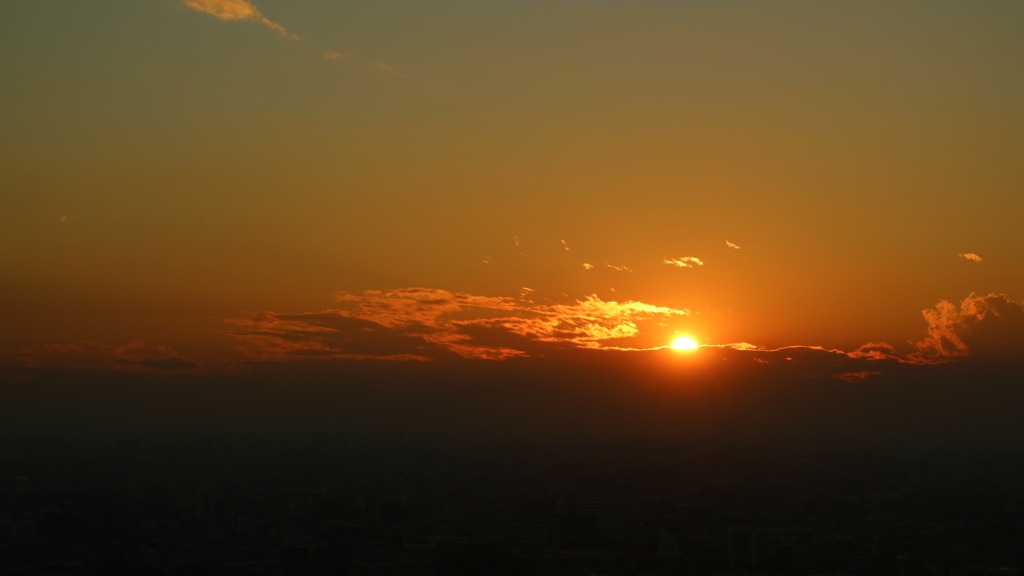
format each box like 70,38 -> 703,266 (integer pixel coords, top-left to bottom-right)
2,0 -> 1023,354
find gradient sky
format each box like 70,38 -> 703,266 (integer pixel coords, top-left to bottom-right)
2,1 -> 1024,413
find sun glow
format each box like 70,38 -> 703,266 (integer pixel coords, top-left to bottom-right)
671,336 -> 698,350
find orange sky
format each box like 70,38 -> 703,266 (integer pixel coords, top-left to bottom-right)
2,1 -> 1024,411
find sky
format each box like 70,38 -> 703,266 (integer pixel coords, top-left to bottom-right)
2,1 -> 1024,444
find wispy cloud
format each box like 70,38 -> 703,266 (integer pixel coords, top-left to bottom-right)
847,342 -> 904,361
224,311 -> 440,362
664,256 -> 704,268
561,239 -> 570,251
181,1 -> 418,82
226,289 -> 692,361
183,0 -> 300,39
726,240 -> 741,250
582,263 -> 594,270
605,264 -> 633,273
323,47 -> 416,86
959,253 -> 983,263
0,340 -> 198,372
833,371 -> 882,383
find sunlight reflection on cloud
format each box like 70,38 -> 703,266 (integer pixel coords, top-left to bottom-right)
664,256 -> 704,268
183,0 -> 300,39
227,289 -> 692,360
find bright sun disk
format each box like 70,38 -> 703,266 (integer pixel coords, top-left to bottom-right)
671,336 -> 698,350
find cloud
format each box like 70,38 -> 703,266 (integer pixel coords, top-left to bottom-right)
959,253 -> 983,262
372,61 -> 398,74
1,340 -> 199,372
183,0 -> 299,39
561,239 -> 570,251
222,288 -> 1020,370
180,1 -> 423,85
833,371 -> 882,383
717,342 -> 761,351
334,289 -> 690,353
847,342 -> 904,361
913,293 -> 1024,360
605,264 -> 634,272
114,357 -> 199,371
224,311 -> 443,361
726,241 -> 741,250
664,256 -> 704,268
582,263 -> 594,270
839,294 -> 1024,366
226,288 -> 693,361
59,214 -> 75,224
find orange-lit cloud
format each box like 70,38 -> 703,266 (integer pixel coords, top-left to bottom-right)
223,289 -> 1024,369
605,264 -> 633,272
726,240 -> 741,250
224,311 -> 444,362
714,342 -> 761,351
561,239 -> 570,251
582,263 -> 594,270
183,0 -> 299,39
664,256 -> 704,268
335,289 -> 691,353
227,289 -> 693,361
959,252 -> 983,262
913,293 -> 1024,360
847,342 -> 904,361
842,294 -> 1024,365
59,214 -> 75,224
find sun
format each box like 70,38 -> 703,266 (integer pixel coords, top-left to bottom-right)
671,336 -> 698,350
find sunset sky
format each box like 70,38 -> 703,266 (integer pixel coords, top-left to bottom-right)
2,1 -> 1023,442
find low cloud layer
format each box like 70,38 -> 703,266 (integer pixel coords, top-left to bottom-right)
7,292 -> 1022,385
227,289 -> 692,361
